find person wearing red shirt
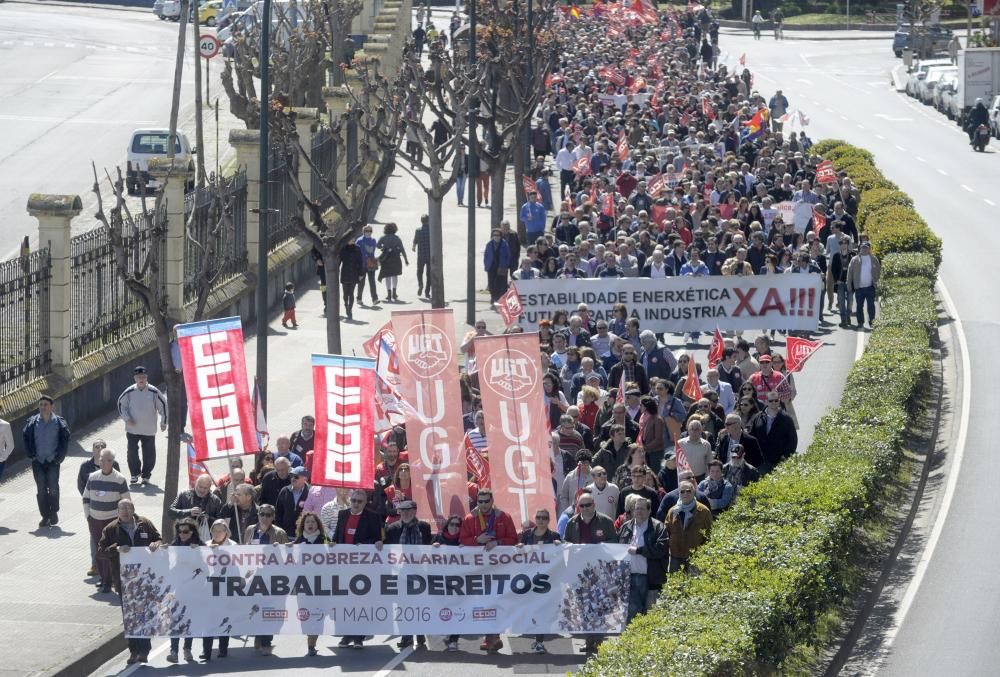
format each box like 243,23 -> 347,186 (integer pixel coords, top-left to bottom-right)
334,489 -> 383,648
748,355 -> 786,403
459,488 -> 518,653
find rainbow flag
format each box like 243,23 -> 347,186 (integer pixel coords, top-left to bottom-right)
741,108 -> 769,143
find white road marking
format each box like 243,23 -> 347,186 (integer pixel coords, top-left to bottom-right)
840,115 -> 849,121
86,44 -> 97,49
961,184 -> 974,193
895,145 -> 906,151
915,156 -> 926,163
65,43 -> 76,48
880,280 -> 971,655
856,124 -> 866,130
937,168 -> 948,175
0,114 -> 160,125
372,644 -> 415,677
874,113 -> 912,122
876,134 -> 885,140
985,199 -> 997,206
43,42 -> 54,47
23,41 -> 34,47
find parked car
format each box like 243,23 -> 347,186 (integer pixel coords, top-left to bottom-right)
893,25 -> 954,58
936,77 -> 959,118
153,0 -> 166,19
125,129 -> 196,196
917,65 -> 957,104
905,58 -> 952,97
991,94 -> 1000,138
161,0 -> 181,21
198,0 -> 225,26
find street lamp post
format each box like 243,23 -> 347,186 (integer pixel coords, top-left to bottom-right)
257,0 -> 272,414
466,0 -> 477,327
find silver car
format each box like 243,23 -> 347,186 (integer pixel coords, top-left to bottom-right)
933,73 -> 958,117
917,65 -> 957,104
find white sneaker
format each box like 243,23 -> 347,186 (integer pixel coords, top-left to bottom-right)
446,641 -> 458,652
130,476 -> 139,484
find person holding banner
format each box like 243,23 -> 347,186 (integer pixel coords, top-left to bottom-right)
518,508 -> 562,654
168,474 -> 222,542
97,499 -> 161,664
292,512 -> 330,656
384,499 -> 432,649
245,504 -> 288,655
201,519 -> 236,660
164,518 -> 203,664
219,483 -> 258,544
617,497 -> 668,621
274,466 -> 310,536
460,488 -> 518,653
335,489 -> 384,649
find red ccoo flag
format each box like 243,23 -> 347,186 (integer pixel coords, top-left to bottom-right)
572,155 -> 592,176
682,357 -> 702,401
673,440 -> 691,476
616,133 -> 629,161
785,337 -> 823,373
812,207 -> 826,237
708,327 -> 725,368
739,52 -> 746,66
522,175 -> 536,197
602,192 -> 616,219
702,98 -> 716,120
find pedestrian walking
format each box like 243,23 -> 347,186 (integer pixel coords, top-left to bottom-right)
356,225 -> 380,305
168,473 -> 223,541
484,228 -> 511,303
340,238 -> 364,320
519,191 -> 548,244
78,439 -> 118,575
377,222 -> 409,302
412,214 -> 432,298
846,241 -> 880,329
455,146 -> 467,206
281,282 -> 298,329
116,366 -> 167,485
82,448 -> 130,591
23,394 -> 70,528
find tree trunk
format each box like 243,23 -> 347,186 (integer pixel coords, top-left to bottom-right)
192,12 -> 207,185
157,332 -> 185,537
428,193 -> 445,308
168,0 -> 190,159
512,152 -> 527,243
323,248 -> 343,354
490,159 -> 505,229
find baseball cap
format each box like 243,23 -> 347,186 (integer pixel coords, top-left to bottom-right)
397,500 -> 417,510
758,355 -> 772,363
289,466 -> 308,478
134,366 -> 147,375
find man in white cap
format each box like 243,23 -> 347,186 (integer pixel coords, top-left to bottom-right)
117,366 -> 167,485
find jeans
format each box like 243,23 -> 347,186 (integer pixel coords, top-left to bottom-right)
456,174 -> 467,204
128,638 -> 152,657
342,282 -> 356,317
358,269 -> 378,303
0,460 -> 5,481
126,433 -> 156,480
854,285 -> 876,326
487,268 -> 508,303
476,173 -> 490,205
88,517 -> 114,583
202,636 -> 229,655
836,283 -> 853,324
626,573 -> 649,621
31,461 -> 60,517
170,637 -> 193,653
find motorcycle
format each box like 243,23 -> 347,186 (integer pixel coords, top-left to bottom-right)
973,124 -> 990,152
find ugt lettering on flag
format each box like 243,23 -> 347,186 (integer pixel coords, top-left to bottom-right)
311,354 -> 376,489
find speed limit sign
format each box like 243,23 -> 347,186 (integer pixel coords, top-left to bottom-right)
199,34 -> 221,59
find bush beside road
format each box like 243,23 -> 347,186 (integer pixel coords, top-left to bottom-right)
581,140 -> 940,676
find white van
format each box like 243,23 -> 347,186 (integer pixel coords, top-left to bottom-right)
125,129 -> 195,195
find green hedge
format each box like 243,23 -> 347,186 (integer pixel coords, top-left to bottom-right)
581,141 -> 939,676
857,188 -> 913,230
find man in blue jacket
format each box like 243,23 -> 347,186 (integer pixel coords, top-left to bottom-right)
23,394 -> 71,528
483,228 -> 511,303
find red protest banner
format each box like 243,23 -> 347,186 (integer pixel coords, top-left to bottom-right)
475,333 -> 556,528
616,133 -> 629,161
311,354 -> 376,489
812,207 -> 826,236
392,309 -> 470,526
176,317 -> 257,462
682,357 -> 703,401
708,327 -> 725,368
522,175 -> 537,196
815,160 -> 837,184
646,172 -> 666,198
572,155 -> 592,176
785,336 -> 823,373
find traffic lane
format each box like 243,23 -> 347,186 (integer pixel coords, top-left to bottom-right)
732,34 -> 1000,675
107,634 -> 590,675
0,3 -> 178,50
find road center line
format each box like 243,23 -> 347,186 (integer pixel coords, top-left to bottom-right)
372,644 -> 415,677
985,199 -> 997,206
961,185 -> 974,193
895,145 -> 906,151
937,168 -> 948,175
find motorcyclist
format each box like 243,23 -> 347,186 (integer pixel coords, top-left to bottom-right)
966,98 -> 990,144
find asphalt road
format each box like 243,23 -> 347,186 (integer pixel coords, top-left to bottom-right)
0,2 -> 201,259
722,30 -> 1000,677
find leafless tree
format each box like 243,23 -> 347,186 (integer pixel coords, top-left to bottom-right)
90,164 -> 243,535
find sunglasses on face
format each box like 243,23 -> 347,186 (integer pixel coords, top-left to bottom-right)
535,516 -> 550,521
679,490 -> 693,494
477,499 -> 492,504
350,499 -> 366,504
578,502 -> 595,508
259,513 -> 274,518
177,529 -> 192,535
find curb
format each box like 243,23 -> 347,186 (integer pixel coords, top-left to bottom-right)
46,626 -> 126,677
6,0 -> 149,12
891,64 -> 908,91
718,18 -> 897,32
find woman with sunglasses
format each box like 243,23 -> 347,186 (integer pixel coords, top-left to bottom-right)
165,518 -> 203,664
518,509 -> 562,654
769,353 -> 799,429
201,520 -> 235,660
736,397 -> 762,426
245,504 -> 288,656
432,516 -> 464,652
383,463 -> 413,526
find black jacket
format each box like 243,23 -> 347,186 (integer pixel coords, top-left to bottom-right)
334,508 -> 383,544
617,517 -> 669,587
219,502 -> 259,545
23,413 -> 71,464
78,457 -> 120,495
168,488 -> 223,523
714,429 -> 764,467
258,470 -> 291,507
384,519 -> 433,544
275,483 -> 310,535
340,243 -> 365,283
748,409 -> 798,467
607,361 -> 649,396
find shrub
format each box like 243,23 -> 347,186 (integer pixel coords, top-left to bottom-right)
857,187 -> 913,230
581,141 -> 938,677
809,139 -> 848,156
864,204 -> 943,265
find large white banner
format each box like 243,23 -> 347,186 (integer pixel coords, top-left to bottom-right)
514,273 -> 824,332
121,544 -> 631,637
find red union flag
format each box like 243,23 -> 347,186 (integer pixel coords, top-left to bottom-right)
673,440 -> 691,476
571,155 -> 591,176
495,285 -> 524,327
646,173 -> 666,198
815,160 -> 837,184
522,175 -> 537,196
708,327 -> 725,368
176,317 -> 257,462
682,357 -> 702,401
812,207 -> 826,236
311,354 -> 376,489
392,309 -> 469,526
785,336 -> 823,373
616,133 -> 629,161
475,334 -> 555,528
